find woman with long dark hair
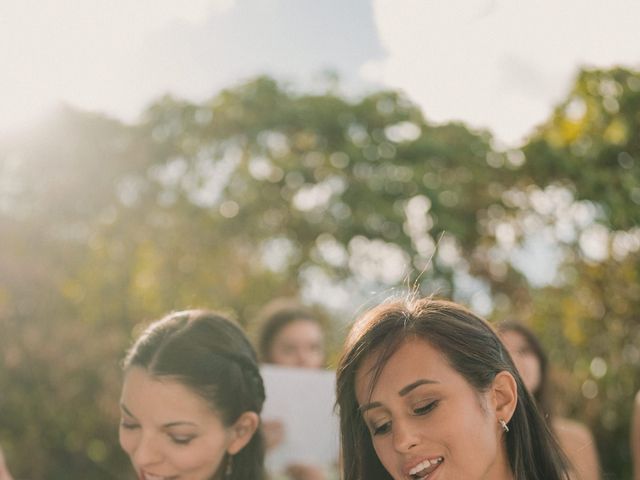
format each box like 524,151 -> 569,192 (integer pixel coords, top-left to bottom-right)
336,297 -> 570,480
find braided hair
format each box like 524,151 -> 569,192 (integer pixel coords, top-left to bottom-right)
123,310 -> 266,480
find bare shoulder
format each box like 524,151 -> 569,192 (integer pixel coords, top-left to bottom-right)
553,417 -> 600,480
553,417 -> 595,445
0,446 -> 15,480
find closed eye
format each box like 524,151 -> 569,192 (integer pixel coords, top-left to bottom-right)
372,421 -> 391,436
120,421 -> 139,430
413,400 -> 438,415
169,435 -> 195,445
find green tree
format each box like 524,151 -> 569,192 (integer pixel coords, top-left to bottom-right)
513,67 -> 640,477
1,69 -> 639,478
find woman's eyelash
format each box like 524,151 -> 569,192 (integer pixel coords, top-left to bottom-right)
120,421 -> 194,445
413,400 -> 438,415
368,401 -> 438,436
170,435 -> 194,445
372,422 -> 391,436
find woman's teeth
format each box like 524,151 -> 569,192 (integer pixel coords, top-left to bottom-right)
409,456 -> 444,478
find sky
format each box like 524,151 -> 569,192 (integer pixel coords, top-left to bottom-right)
1,0 -> 639,146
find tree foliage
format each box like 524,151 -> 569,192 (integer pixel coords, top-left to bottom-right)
1,68 -> 639,478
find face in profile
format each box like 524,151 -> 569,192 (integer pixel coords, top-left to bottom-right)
119,367 -> 250,480
499,330 -> 541,395
355,338 -> 511,480
268,319 -> 325,369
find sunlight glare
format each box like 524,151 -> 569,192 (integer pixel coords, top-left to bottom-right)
0,0 -> 235,134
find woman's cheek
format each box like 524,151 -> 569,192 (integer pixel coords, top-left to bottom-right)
119,428 -> 138,457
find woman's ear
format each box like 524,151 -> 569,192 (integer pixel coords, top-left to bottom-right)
227,411 -> 260,455
491,371 -> 518,425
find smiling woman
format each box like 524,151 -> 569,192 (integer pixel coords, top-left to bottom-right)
119,310 -> 266,480
336,297 -> 570,480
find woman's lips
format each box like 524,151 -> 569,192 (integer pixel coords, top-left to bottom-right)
406,456 -> 444,479
140,471 -> 178,480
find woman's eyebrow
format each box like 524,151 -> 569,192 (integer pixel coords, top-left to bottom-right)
359,401 -> 383,413
120,404 -> 197,428
358,379 -> 440,412
162,421 -> 197,428
398,379 -> 439,397
120,402 -> 135,418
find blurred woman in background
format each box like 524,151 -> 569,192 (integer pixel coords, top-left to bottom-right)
256,298 -> 326,370
256,298 -> 330,480
498,322 -> 600,480
119,309 -> 266,480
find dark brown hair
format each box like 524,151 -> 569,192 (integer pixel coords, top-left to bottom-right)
335,297 -> 569,480
123,310 -> 266,480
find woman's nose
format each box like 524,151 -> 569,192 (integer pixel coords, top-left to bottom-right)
392,417 -> 420,453
133,433 -> 164,467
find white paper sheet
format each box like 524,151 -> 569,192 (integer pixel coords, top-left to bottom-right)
260,364 -> 340,474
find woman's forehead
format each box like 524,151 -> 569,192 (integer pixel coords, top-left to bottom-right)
121,366 -> 215,418
354,338 -> 449,398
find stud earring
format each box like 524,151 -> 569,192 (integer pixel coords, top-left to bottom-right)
499,418 -> 509,433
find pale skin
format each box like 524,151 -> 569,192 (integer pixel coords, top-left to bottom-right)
268,319 -> 325,369
552,418 -> 600,480
355,337 -> 517,480
499,331 -> 541,395
500,330 -> 601,480
119,367 -> 259,480
0,447 -> 14,480
264,318 -> 327,480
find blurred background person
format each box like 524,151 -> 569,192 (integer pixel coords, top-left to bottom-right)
256,298 -> 326,370
255,298 -> 332,480
633,390 -> 640,480
498,321 -> 601,480
0,446 -> 14,480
